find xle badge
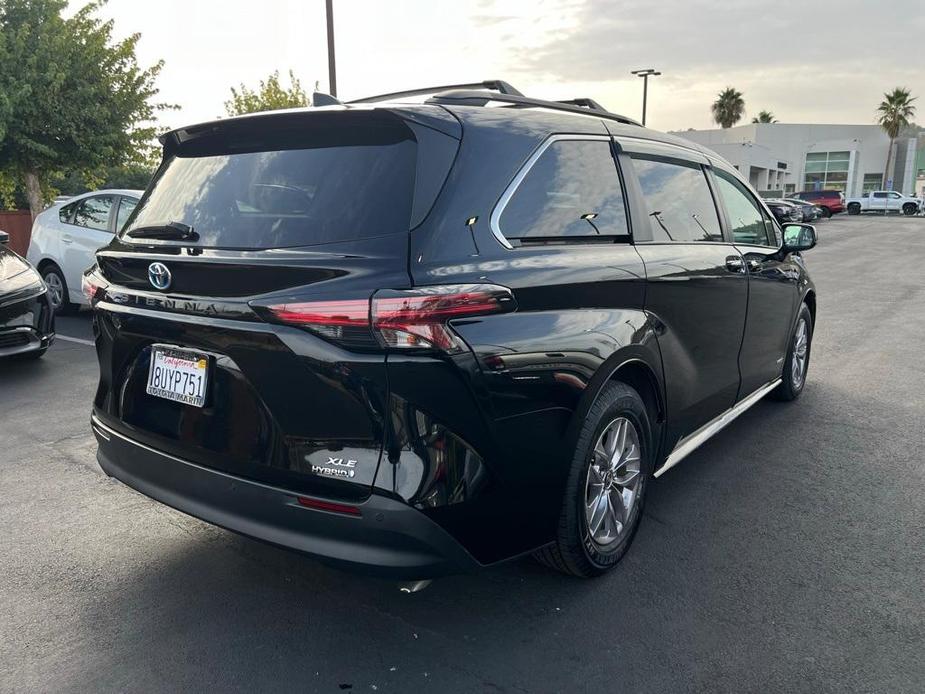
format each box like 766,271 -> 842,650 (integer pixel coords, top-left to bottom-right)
310,456 -> 358,479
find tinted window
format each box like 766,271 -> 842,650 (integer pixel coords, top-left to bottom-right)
632,157 -> 722,242
124,126 -> 416,249
499,140 -> 628,239
872,192 -> 887,199
72,196 -> 114,232
116,197 -> 138,232
715,172 -> 776,246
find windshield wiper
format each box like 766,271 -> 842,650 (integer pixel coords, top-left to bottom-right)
126,221 -> 198,241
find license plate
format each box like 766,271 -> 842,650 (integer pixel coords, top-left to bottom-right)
146,345 -> 209,408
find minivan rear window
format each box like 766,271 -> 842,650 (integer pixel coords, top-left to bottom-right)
123,119 -> 416,249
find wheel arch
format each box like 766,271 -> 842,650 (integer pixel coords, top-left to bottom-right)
36,257 -> 60,273
803,289 -> 816,327
565,348 -> 666,466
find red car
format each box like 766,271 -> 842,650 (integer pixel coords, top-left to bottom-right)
792,190 -> 845,217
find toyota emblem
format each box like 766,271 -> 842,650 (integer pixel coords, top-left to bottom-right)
148,262 -> 171,290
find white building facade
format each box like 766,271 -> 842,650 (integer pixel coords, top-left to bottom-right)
670,123 -> 919,197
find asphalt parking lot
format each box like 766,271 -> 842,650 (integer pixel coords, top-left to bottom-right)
2,215 -> 923,693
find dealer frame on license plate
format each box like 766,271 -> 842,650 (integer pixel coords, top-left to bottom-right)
146,345 -> 210,408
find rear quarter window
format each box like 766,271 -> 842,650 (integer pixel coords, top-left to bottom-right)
498,139 -> 628,240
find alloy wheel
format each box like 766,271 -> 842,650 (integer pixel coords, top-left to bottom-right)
791,318 -> 809,387
44,272 -> 64,309
585,417 -> 642,547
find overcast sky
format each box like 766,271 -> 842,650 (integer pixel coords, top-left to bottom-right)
95,0 -> 924,133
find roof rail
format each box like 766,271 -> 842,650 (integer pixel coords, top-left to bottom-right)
556,97 -> 608,112
348,80 -> 523,104
426,90 -> 642,127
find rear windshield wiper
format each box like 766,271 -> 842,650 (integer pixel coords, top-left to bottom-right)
126,221 -> 199,241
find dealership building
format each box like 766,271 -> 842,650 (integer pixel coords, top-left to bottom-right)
670,123 -> 920,197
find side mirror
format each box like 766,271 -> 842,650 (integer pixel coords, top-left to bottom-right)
0,230 -> 8,246
782,223 -> 816,252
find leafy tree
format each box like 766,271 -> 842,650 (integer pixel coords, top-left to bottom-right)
752,110 -> 777,124
877,87 -> 916,188
711,87 -> 745,129
52,163 -> 154,196
0,0 -> 170,217
224,70 -> 310,116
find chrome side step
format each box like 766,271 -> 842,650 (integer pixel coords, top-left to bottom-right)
654,378 -> 781,478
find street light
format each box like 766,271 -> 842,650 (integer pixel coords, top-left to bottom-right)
630,68 -> 661,126
326,0 -> 337,97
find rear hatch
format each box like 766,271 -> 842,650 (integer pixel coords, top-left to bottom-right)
90,108 -> 459,500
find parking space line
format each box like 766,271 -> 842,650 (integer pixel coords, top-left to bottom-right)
56,334 -> 95,346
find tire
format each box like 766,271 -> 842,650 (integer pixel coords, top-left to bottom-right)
534,382 -> 653,577
40,264 -> 76,315
902,203 -> 917,216
847,203 -> 861,215
821,206 -> 832,218
771,303 -> 813,402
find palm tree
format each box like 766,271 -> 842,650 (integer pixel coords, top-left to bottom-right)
712,87 -> 745,128
877,87 -> 916,188
752,110 -> 777,123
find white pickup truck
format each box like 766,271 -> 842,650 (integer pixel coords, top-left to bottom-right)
846,191 -> 922,215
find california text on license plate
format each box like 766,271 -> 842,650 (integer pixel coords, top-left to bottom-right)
146,345 -> 209,408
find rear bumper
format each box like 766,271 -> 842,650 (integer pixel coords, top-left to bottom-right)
91,414 -> 481,578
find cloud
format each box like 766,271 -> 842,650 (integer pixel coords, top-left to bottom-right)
500,0 -> 924,78
469,0 -> 925,129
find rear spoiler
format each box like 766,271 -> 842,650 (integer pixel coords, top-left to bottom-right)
158,106 -> 461,154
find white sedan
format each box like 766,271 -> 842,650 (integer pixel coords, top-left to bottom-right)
27,189 -> 143,313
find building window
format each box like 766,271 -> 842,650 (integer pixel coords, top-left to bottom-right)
863,173 -> 882,193
803,151 -> 851,192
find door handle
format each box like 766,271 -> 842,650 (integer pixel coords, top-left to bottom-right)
62,235 -> 73,244
725,256 -> 744,273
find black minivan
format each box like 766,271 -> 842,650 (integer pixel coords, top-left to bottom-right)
86,82 -> 817,579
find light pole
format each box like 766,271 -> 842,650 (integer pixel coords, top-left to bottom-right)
630,68 -> 660,126
326,0 -> 337,96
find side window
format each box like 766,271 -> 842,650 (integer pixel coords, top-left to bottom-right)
631,157 -> 722,242
59,202 -> 76,224
872,192 -> 887,199
115,197 -> 138,233
499,140 -> 628,239
714,172 -> 776,247
72,196 -> 115,232
889,192 -> 902,199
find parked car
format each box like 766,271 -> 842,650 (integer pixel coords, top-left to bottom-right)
86,82 -> 818,580
792,190 -> 844,217
846,190 -> 922,216
782,198 -> 825,222
764,199 -> 804,224
27,189 -> 143,314
0,230 -> 55,359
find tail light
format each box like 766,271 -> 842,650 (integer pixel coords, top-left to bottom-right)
81,266 -> 107,304
261,284 -> 515,353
